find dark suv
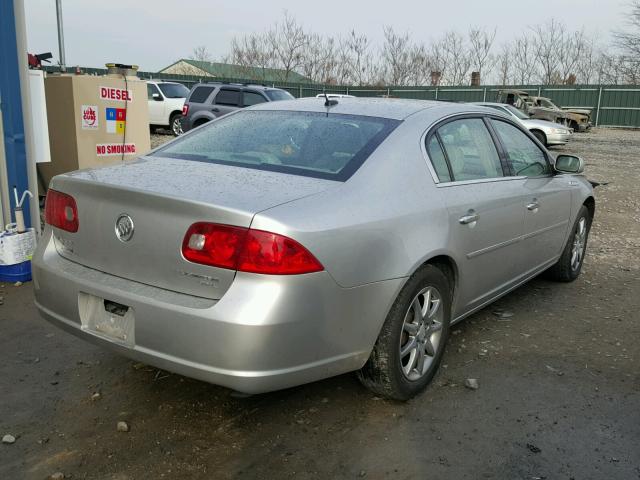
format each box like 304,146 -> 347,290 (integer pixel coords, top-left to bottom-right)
180,83 -> 295,132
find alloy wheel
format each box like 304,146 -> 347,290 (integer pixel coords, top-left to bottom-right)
571,217 -> 587,271
399,286 -> 444,381
172,117 -> 183,136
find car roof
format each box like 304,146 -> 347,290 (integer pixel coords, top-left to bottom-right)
193,82 -> 281,91
248,97 -> 490,121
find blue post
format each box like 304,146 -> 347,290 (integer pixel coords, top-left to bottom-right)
0,0 -> 32,228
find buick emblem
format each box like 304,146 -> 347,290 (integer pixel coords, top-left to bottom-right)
115,214 -> 134,242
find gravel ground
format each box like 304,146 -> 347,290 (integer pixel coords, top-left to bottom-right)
1,128 -> 639,480
150,132 -> 173,149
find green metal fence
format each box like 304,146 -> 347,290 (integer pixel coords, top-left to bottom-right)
43,66 -> 640,128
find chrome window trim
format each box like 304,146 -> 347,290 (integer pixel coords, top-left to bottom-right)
419,111 -> 554,187
435,175 -> 527,188
420,112 -> 511,186
419,111 -> 482,185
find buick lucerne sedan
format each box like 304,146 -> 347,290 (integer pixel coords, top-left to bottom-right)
33,98 -> 594,400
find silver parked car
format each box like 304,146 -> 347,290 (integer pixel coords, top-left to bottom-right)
33,98 -> 594,400
473,102 -> 573,147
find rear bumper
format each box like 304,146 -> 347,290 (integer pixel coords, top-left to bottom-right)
32,229 -> 401,393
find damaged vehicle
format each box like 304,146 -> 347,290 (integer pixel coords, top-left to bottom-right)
529,96 -> 592,132
497,89 -> 592,132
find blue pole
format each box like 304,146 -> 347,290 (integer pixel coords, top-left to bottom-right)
0,0 -> 32,228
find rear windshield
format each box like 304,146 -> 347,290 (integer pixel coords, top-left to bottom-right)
189,86 -> 215,103
265,90 -> 295,101
152,111 -> 400,181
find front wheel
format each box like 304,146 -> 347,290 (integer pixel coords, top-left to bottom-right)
532,130 -> 547,146
357,265 -> 451,400
546,205 -> 591,282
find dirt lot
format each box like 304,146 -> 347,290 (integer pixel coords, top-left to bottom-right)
1,128 -> 639,480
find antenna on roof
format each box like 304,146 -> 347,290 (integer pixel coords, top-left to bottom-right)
323,92 -> 338,107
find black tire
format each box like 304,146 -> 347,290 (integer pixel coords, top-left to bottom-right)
149,125 -> 158,134
170,113 -> 183,136
193,119 -> 209,128
546,205 -> 592,282
357,265 -> 452,401
532,130 -> 547,146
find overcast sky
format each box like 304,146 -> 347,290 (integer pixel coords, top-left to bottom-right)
24,0 -> 629,72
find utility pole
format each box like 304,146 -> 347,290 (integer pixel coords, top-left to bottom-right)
55,0 -> 66,72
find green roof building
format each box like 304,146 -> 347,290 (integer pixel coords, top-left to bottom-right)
158,59 -> 310,84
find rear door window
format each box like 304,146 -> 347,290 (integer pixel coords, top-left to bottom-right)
426,136 -> 452,182
437,118 -> 504,181
153,111 -> 400,181
188,86 -> 215,104
214,89 -> 241,106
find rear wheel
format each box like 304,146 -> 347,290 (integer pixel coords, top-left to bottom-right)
532,130 -> 547,146
170,113 -> 183,136
357,265 -> 451,400
546,205 -> 591,282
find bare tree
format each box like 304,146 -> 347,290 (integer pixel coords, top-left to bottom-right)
429,38 -> 449,85
300,34 -> 338,83
266,11 -> 309,81
332,39 -> 353,85
557,29 -> 588,83
495,43 -> 512,85
510,34 -> 537,84
190,45 -> 213,63
406,44 -> 435,85
574,34 -> 599,84
468,27 -> 497,81
531,20 -> 565,84
340,30 -> 376,86
441,31 -> 471,85
380,26 -> 413,85
614,0 -> 640,57
220,11 -> 632,87
612,0 -> 640,83
228,32 -> 275,81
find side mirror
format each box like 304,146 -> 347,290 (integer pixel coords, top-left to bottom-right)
152,93 -> 163,101
555,154 -> 584,174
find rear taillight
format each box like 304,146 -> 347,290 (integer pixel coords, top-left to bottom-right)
182,104 -> 189,116
44,189 -> 78,232
182,223 -> 323,275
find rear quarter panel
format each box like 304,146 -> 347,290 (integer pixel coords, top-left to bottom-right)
251,112 -> 459,289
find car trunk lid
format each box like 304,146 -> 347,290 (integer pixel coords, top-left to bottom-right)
50,156 -> 335,300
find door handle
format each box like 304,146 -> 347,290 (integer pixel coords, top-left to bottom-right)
527,201 -> 540,211
459,211 -> 479,225
211,107 -> 220,112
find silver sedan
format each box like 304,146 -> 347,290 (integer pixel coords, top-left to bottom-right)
473,102 -> 573,147
33,98 -> 594,400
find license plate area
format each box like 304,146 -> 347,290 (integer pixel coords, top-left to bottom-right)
78,292 -> 135,347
